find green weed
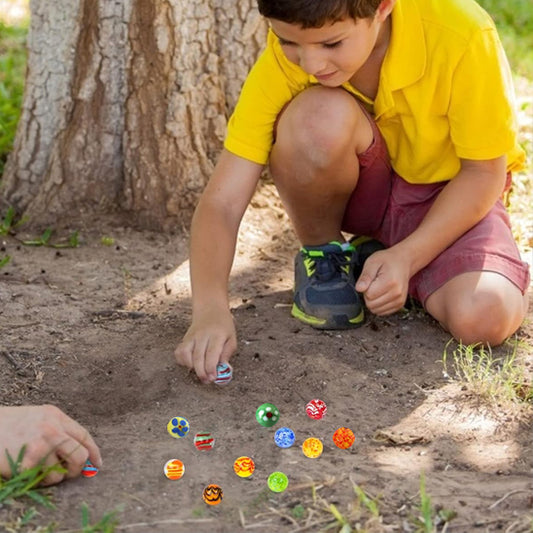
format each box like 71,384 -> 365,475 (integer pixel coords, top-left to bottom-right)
0,447 -> 121,532
79,502 -> 120,533
352,484 -> 380,519
409,473 -> 457,533
326,502 -> 351,532
0,205 -> 27,235
317,481 -> 386,532
291,504 -> 306,519
443,340 -> 533,407
0,446 -> 65,508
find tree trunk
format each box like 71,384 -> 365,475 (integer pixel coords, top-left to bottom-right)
1,0 -> 266,231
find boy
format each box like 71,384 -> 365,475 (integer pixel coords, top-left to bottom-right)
175,0 -> 530,383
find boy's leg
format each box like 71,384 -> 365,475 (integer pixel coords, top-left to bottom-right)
269,85 -> 388,329
425,271 -> 528,346
269,85 -> 374,244
377,176 -> 530,346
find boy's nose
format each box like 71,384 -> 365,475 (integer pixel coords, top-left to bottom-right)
298,49 -> 325,76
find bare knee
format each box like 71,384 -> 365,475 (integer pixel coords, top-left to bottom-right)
433,291 -> 524,347
273,86 -> 371,170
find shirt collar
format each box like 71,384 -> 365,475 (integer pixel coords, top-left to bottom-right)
384,0 -> 426,91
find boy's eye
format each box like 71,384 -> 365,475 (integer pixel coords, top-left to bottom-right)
278,38 -> 294,46
323,41 -> 342,49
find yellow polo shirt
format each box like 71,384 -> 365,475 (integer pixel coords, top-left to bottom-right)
224,0 -> 525,183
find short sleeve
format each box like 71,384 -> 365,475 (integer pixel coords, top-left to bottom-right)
448,27 -> 518,161
224,30 -> 311,165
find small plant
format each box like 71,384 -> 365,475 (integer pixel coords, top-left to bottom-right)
327,502 -> 352,533
80,502 -> 120,533
317,482 -> 385,533
416,473 -> 434,533
0,447 -> 121,532
352,484 -> 380,519
442,340 -> 533,407
291,504 -> 306,519
0,254 -> 10,269
0,206 -> 27,235
0,446 -> 65,508
410,473 -> 456,533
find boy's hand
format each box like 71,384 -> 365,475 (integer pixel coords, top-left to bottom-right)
0,405 -> 102,486
175,308 -> 237,384
355,248 -> 411,315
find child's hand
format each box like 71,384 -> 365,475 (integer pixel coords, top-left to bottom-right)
0,405 -> 101,486
355,248 -> 411,315
175,309 -> 237,384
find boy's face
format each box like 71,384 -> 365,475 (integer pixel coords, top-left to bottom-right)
269,15 -> 385,86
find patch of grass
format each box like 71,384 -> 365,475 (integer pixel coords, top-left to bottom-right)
0,19 -> 28,176
1,206 -> 80,249
21,228 -> 80,248
442,340 -> 533,407
286,479 -> 389,532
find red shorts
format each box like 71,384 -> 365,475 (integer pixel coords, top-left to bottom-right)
341,106 -> 531,305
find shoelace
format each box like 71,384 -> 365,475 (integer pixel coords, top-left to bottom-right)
305,249 -> 355,282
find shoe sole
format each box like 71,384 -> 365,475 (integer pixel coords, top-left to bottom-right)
291,303 -> 364,330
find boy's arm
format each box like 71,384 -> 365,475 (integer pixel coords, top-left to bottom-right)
175,149 -> 264,382
356,155 -> 507,313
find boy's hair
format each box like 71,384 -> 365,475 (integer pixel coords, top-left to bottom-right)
257,0 -> 383,28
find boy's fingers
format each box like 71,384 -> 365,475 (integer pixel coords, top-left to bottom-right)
55,438 -> 89,478
192,338 -> 211,383
355,274 -> 372,292
219,336 -> 237,364
39,452 -> 67,486
205,348 -> 220,383
62,416 -> 102,469
356,259 -> 381,293
175,340 -> 194,369
205,334 -> 230,381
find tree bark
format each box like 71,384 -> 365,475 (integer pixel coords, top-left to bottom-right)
1,0 -> 266,231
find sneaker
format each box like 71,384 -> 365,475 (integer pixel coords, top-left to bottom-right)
349,236 -> 386,280
291,241 -> 364,329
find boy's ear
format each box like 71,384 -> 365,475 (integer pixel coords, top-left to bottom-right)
376,0 -> 396,21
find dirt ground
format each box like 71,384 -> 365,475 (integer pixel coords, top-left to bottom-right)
0,183 -> 532,533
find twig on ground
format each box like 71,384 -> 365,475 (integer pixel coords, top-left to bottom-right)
112,518 -> 215,530
488,489 -> 530,510
91,310 -> 147,320
268,505 -> 299,527
2,322 -> 41,329
244,519 -> 275,529
0,350 -> 27,375
289,517 -> 335,533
